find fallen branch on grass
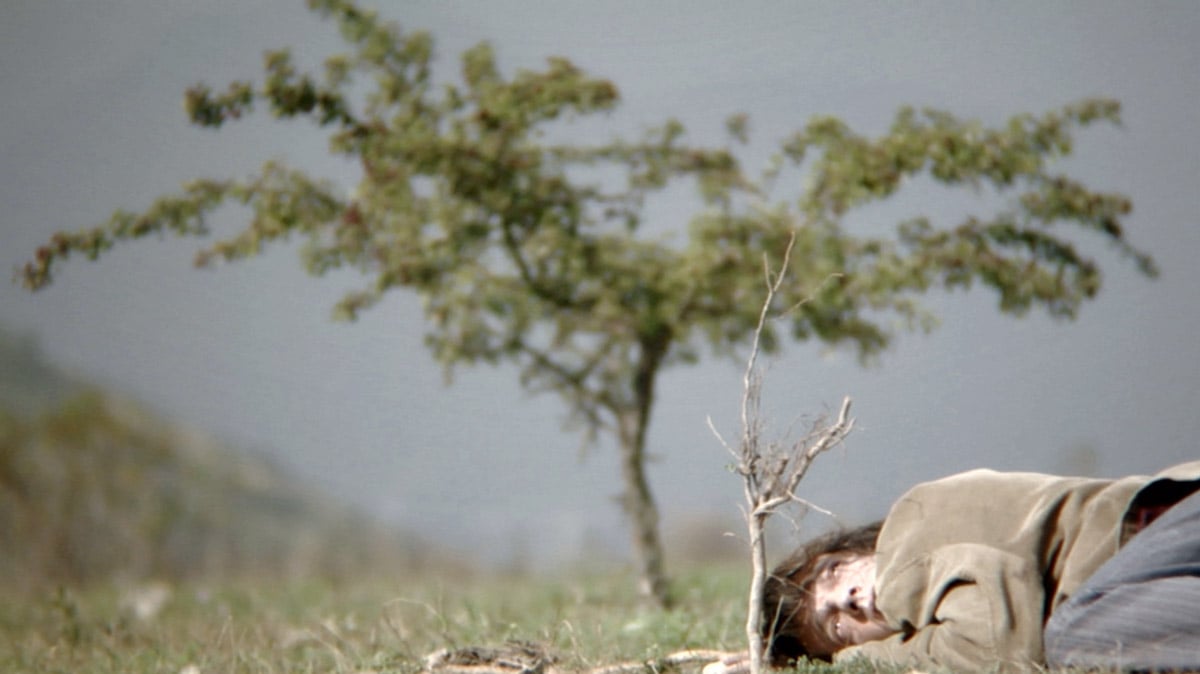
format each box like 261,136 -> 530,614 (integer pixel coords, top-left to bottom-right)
423,642 -> 739,674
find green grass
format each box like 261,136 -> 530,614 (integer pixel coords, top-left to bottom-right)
0,565 -> 782,674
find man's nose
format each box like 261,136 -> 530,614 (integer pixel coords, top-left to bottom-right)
841,586 -> 864,615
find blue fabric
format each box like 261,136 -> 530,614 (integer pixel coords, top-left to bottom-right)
1044,486 -> 1200,670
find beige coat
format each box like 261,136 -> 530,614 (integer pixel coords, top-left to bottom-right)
837,461 -> 1200,673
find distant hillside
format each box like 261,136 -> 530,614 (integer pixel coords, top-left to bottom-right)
0,327 -> 82,416
0,329 -> 463,587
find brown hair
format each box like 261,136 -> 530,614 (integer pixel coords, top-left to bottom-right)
761,521 -> 884,665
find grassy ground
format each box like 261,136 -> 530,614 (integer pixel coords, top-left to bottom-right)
4,568 -> 1136,674
4,564 -> 852,674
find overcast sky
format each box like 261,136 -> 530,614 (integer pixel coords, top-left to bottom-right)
3,1 -> 1199,568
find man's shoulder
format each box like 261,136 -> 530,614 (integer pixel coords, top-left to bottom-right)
1154,460 -> 1200,481
899,467 -> 1094,502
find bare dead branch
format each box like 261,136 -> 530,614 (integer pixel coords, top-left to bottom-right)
714,230 -> 856,674
423,646 -> 741,674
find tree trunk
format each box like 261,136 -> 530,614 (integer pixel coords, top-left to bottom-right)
618,334 -> 672,608
617,418 -> 671,608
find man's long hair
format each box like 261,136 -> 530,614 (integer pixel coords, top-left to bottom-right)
762,521 -> 884,665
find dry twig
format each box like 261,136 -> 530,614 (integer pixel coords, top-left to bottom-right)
423,644 -> 738,674
707,232 -> 855,674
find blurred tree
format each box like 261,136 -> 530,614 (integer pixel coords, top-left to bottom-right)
20,0 -> 1156,606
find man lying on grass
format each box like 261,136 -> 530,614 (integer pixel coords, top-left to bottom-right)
743,461 -> 1200,672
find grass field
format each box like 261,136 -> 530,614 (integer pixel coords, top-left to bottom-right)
3,564 -> 866,674
1,385 -> 865,673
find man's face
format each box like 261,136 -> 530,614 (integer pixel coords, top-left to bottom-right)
799,553 -> 895,655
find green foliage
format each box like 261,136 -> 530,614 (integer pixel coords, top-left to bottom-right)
19,0 -> 1157,607
19,3 -> 1155,389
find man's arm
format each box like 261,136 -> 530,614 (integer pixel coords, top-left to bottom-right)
837,543 -> 1046,673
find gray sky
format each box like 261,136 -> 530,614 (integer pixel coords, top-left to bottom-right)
3,1 -> 1199,568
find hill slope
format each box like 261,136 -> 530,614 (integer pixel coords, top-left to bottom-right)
0,328 -> 457,586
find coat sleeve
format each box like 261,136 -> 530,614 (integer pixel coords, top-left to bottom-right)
834,543 -> 1046,673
